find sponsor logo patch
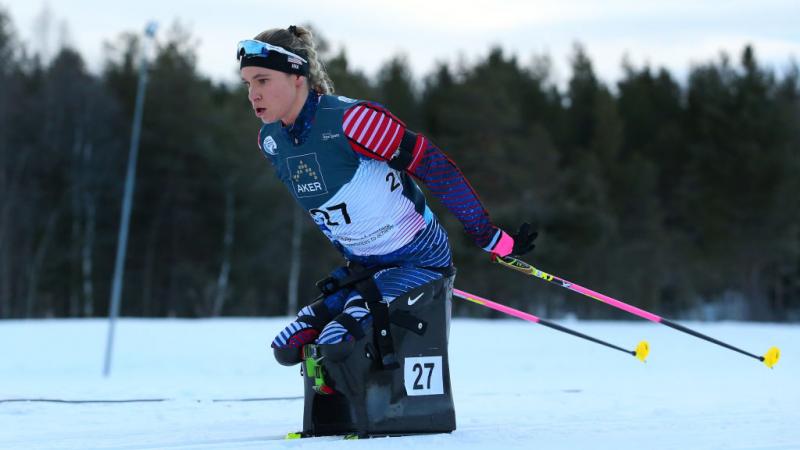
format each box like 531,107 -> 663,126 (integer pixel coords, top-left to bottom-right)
262,135 -> 277,155
407,292 -> 424,306
287,153 -> 328,198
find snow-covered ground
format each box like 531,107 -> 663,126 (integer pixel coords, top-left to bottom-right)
1,317 -> 797,449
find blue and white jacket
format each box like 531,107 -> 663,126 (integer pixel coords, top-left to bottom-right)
257,92 -> 502,267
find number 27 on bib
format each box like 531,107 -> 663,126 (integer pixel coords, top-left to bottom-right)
404,356 -> 444,396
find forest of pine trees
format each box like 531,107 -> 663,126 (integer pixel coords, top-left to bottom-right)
1,10 -> 798,321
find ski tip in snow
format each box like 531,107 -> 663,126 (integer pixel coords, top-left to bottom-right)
762,346 -> 780,369
634,340 -> 650,363
285,432 -> 364,440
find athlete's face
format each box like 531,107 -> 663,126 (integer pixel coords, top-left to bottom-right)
241,66 -> 306,125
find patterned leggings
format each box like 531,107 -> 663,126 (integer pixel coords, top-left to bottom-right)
272,215 -> 451,348
272,266 -> 444,347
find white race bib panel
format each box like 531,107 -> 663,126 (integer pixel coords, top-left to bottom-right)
404,356 -> 444,396
314,160 -> 425,255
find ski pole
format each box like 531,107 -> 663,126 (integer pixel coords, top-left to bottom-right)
453,288 -> 649,362
492,255 -> 781,368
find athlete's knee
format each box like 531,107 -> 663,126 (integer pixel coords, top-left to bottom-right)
271,321 -> 319,349
271,320 -> 320,366
272,296 -> 337,365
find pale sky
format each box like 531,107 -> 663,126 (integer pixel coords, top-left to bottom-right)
4,0 -> 799,88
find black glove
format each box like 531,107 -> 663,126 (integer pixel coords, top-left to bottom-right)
510,222 -> 538,256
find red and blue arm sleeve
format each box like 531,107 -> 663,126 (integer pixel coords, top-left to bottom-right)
343,102 -> 506,250
342,102 -> 425,169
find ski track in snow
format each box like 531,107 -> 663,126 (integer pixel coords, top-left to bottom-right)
0,318 -> 798,449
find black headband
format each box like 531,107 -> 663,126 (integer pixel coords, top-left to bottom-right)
239,47 -> 310,76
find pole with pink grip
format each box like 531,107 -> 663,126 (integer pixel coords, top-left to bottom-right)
492,255 -> 780,368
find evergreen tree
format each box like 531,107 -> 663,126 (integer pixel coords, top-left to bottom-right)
1,6 -> 798,320
375,54 -> 419,129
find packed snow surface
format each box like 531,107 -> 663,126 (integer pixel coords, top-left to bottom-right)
1,318 -> 797,449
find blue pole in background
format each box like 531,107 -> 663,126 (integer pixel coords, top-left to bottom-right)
104,21 -> 158,377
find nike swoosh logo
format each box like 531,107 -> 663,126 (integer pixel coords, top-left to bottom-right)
407,293 -> 424,306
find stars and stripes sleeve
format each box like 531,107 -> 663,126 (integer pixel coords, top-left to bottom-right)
342,102 -> 499,249
342,102 -> 416,165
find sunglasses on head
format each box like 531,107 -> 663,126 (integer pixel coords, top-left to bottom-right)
236,39 -> 307,64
